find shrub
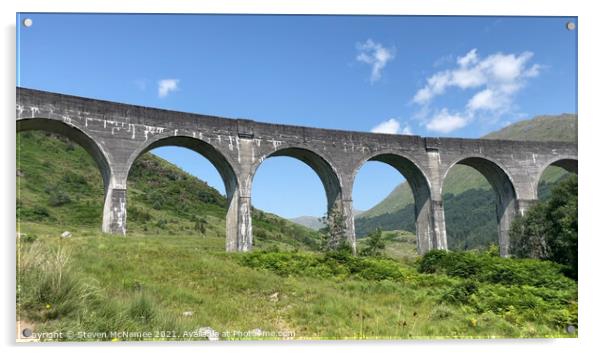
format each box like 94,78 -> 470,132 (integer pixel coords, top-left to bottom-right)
240,251 -> 405,281
62,173 -> 88,186
361,228 -> 386,257
20,234 -> 38,243
48,189 -> 72,207
443,280 -> 479,304
20,205 -> 52,221
418,250 -> 574,289
510,176 -> 577,279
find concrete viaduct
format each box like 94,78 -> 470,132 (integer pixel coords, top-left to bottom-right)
16,87 -> 578,256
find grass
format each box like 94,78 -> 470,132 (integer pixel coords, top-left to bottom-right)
17,222 -> 577,341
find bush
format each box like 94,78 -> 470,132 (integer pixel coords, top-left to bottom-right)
19,205 -> 53,221
240,251 -> 405,281
418,250 -> 574,289
62,173 -> 88,186
510,176 -> 577,279
48,189 -> 72,207
361,228 -> 386,257
20,234 -> 38,243
443,280 -> 479,304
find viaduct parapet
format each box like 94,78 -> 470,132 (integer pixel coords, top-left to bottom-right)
16,87 -> 578,256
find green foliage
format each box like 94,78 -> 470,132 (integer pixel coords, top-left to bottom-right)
193,215 -> 207,234
510,176 -> 578,279
48,188 -> 72,207
418,250 -> 574,289
19,234 -> 38,243
418,250 -> 577,329
318,207 -> 349,252
240,251 -> 405,281
361,228 -> 386,256
16,229 -> 578,340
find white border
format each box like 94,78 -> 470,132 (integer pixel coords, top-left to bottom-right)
2,1 -> 601,354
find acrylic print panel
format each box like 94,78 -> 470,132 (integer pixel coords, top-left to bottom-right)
16,13 -> 577,342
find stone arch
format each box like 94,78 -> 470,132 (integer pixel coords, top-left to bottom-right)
125,134 -> 241,250
351,152 -> 434,254
535,157 -> 578,199
250,146 -> 343,212
17,118 -> 112,190
442,156 -> 517,256
17,117 -> 114,233
125,135 -> 238,200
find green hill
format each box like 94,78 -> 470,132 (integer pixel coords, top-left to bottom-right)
355,114 -> 577,250
17,131 -> 321,251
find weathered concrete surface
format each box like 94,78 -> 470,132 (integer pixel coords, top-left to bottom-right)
16,87 -> 578,256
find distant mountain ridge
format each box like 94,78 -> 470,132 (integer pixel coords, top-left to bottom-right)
354,113 -> 577,249
290,209 -> 364,230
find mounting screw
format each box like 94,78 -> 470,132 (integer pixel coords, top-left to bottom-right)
23,18 -> 33,28
566,21 -> 576,31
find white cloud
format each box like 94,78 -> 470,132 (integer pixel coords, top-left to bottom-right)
158,79 -> 179,98
411,48 -> 542,134
426,110 -> 468,134
356,39 -> 395,83
412,49 -> 541,112
371,118 -> 401,134
370,119 -> 413,135
467,89 -> 500,111
457,48 -> 478,67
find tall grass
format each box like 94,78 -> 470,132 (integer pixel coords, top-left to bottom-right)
17,239 -> 98,321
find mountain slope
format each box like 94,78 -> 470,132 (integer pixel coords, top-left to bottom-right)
354,114 -> 577,249
17,131 -> 321,250
290,216 -> 325,230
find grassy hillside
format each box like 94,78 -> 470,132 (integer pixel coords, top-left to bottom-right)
355,114 -> 577,250
17,227 -> 577,340
17,131 -> 321,251
16,130 -> 578,340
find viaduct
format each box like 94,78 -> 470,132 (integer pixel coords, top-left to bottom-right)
16,87 -> 578,256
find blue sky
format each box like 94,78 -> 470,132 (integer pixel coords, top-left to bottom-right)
17,14 -> 577,218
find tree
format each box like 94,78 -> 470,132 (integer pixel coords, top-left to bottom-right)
509,175 -> 577,279
318,206 -> 350,253
361,228 -> 386,256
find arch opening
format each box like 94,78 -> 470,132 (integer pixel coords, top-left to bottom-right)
537,158 -> 578,201
442,157 -> 517,256
265,148 -> 342,211
128,136 -> 237,201
353,153 -> 433,255
17,118 -> 111,191
17,125 -> 107,232
251,147 -> 342,250
125,136 -> 238,243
